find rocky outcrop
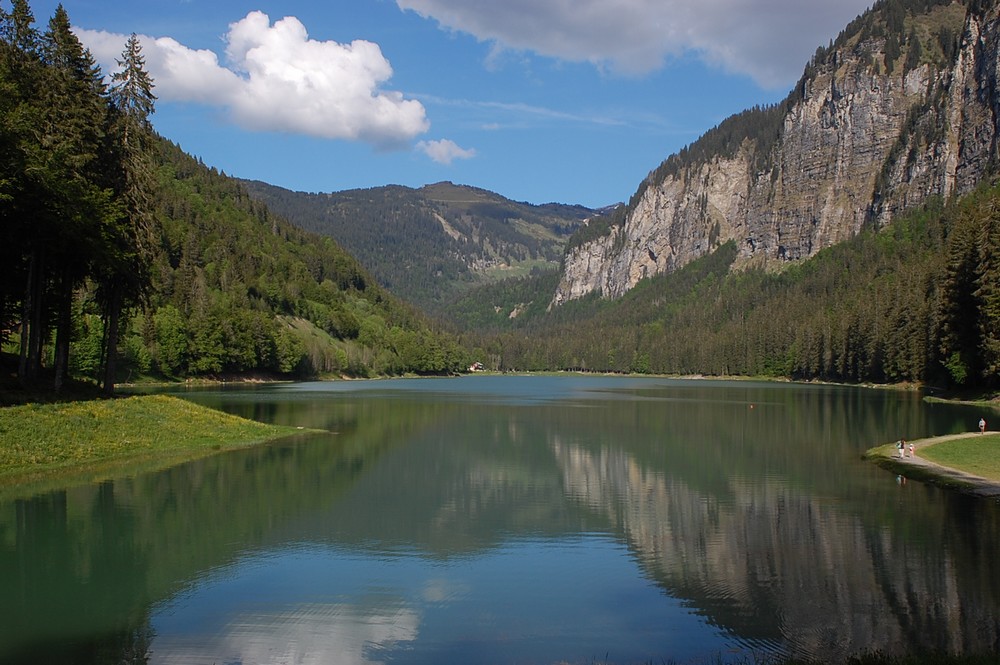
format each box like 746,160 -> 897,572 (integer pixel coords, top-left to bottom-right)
553,1 -> 999,306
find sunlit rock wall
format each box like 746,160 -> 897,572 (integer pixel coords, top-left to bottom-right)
553,3 -> 1000,305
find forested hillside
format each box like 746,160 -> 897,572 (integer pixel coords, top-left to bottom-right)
242,179 -> 592,313
0,0 -> 468,398
464,181 -> 1000,390
135,142 -> 468,380
441,0 -> 1000,391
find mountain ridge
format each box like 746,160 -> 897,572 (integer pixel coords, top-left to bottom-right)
552,0 -> 987,306
241,179 -> 595,314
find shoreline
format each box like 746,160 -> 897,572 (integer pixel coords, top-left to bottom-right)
864,432 -> 1000,497
0,395 -> 318,501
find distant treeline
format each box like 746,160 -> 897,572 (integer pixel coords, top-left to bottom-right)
464,182 -> 1000,390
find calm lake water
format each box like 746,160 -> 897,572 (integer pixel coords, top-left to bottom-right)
2,375 -> 999,664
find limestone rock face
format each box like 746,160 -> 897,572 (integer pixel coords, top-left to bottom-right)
553,3 -> 1000,307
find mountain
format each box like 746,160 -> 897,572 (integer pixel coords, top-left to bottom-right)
119,142 -> 470,380
1,3 -> 478,392
240,180 -> 594,314
450,0 -> 1000,389
553,0 -> 991,306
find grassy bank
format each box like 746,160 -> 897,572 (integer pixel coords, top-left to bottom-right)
918,433 -> 1000,479
864,432 -> 1000,495
0,394 -> 309,498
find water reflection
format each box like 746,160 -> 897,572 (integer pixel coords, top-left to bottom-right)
150,550 -> 420,665
1,377 -> 998,664
551,439 -> 1000,659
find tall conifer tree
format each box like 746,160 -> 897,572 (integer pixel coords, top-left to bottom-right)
0,0 -> 48,384
100,32 -> 156,394
40,5 -> 113,390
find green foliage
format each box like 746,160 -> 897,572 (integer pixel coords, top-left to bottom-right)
446,269 -> 561,331
943,352 -> 969,385
0,394 -> 297,478
152,304 -> 187,376
273,324 -> 305,374
0,1 -> 471,391
243,179 -> 590,313
69,313 -> 103,379
142,145 -> 472,379
1,0 -> 118,390
472,183 -> 1000,389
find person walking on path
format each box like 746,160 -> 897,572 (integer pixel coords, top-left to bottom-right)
980,417 -> 987,434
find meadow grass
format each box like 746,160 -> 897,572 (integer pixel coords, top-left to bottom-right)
918,433 -> 1000,480
865,432 -> 1000,494
0,394 -> 305,491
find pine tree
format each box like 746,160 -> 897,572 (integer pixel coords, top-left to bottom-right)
0,3 -> 22,351
939,204 -> 985,386
976,201 -> 1000,384
40,5 -> 114,391
99,33 -> 157,394
2,0 -> 38,61
0,0 -> 48,385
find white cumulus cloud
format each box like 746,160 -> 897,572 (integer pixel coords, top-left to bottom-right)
76,11 -> 430,147
417,139 -> 477,164
396,0 -> 874,89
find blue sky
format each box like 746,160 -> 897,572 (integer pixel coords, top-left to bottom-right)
25,0 -> 873,208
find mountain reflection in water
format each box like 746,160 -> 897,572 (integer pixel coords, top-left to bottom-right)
1,376 -> 997,664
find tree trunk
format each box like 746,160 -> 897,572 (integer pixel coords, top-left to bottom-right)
102,283 -> 121,396
18,249 -> 46,385
53,271 -> 73,393
17,252 -> 34,383
26,248 -> 46,382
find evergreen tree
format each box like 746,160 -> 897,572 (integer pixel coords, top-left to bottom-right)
938,204 -> 982,385
0,0 -> 48,385
975,201 -> 1000,384
2,0 -> 38,60
0,3 -> 22,349
99,33 -> 157,394
39,5 -> 112,391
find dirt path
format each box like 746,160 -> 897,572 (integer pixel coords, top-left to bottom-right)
872,431 -> 1000,497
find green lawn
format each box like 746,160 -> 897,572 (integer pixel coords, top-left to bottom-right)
0,394 -> 304,490
919,433 -> 1000,481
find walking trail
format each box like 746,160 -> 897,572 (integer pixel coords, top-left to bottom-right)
875,431 -> 1000,497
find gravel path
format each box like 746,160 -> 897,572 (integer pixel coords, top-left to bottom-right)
875,431 -> 1000,497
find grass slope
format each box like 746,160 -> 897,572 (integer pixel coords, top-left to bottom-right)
865,432 -> 1000,495
0,395 -> 306,496
919,433 -> 1000,480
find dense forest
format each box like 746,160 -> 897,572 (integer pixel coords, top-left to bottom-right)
242,179 -> 590,314
0,0 -> 468,397
459,181 -> 1000,390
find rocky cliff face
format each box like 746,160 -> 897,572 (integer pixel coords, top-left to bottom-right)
553,0 -> 998,306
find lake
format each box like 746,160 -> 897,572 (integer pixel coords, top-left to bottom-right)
1,375 -> 998,664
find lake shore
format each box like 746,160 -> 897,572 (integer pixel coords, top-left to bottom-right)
0,394 -> 316,500
864,432 -> 1000,497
